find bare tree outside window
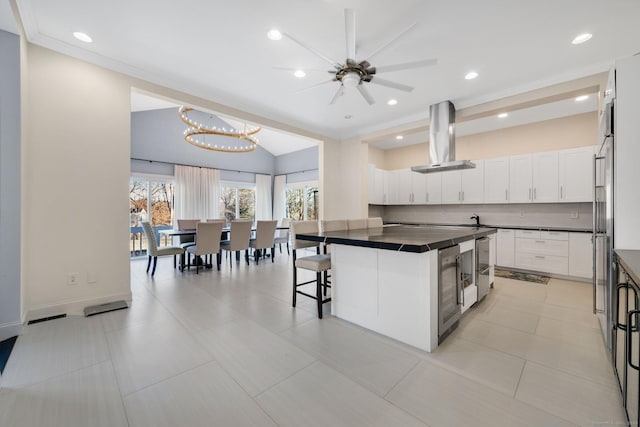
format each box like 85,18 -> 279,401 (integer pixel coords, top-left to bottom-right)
220,185 -> 255,223
286,185 -> 319,220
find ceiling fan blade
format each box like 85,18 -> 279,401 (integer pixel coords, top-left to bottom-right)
283,32 -> 342,70
329,85 -> 345,105
357,84 -> 375,105
273,66 -> 333,73
295,79 -> 337,93
364,23 -> 417,62
375,58 -> 438,73
345,8 -> 356,61
369,77 -> 414,92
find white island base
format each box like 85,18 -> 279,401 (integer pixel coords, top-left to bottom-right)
330,244 -> 440,352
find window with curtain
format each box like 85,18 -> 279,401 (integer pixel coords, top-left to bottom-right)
129,175 -> 175,227
219,182 -> 256,223
174,165 -> 220,222
285,181 -> 318,220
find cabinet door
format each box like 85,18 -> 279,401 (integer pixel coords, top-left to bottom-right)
533,151 -> 559,202
559,147 -> 594,202
496,229 -> 515,268
411,171 -> 427,204
367,164 -> 376,204
395,169 -> 412,204
374,169 -> 387,205
386,170 -> 399,204
484,157 -> 510,203
425,173 -> 442,204
441,170 -> 462,204
509,154 -> 533,203
569,232 -> 593,278
461,160 -> 484,204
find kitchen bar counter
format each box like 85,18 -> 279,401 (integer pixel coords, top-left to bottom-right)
297,224 -> 496,253
615,249 -> 640,285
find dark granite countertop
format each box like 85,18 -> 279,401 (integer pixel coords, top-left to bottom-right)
389,222 -> 592,233
615,249 -> 640,286
297,225 -> 497,253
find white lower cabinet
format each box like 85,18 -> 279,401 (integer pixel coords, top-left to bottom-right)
569,232 -> 593,278
515,230 -> 568,275
496,229 -> 515,268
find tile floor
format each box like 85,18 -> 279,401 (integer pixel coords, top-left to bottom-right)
0,252 -> 627,426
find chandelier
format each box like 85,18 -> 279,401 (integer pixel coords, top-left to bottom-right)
179,106 -> 260,153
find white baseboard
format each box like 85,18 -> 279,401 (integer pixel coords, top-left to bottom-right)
0,321 -> 23,342
25,291 -> 133,322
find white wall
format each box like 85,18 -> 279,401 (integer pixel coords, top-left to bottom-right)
0,29 -> 22,340
23,44 -> 132,318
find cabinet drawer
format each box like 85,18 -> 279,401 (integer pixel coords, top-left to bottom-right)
541,231 -> 568,241
515,253 -> 568,275
516,238 -> 568,257
515,230 -> 540,239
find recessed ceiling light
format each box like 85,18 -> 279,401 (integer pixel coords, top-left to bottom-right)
395,135 -> 404,140
267,29 -> 282,41
73,32 -> 93,43
498,113 -> 509,118
294,70 -> 306,78
465,71 -> 478,80
344,115 -> 352,119
387,99 -> 398,106
575,95 -> 589,102
572,33 -> 592,45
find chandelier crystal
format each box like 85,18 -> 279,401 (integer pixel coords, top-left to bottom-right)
179,106 -> 260,153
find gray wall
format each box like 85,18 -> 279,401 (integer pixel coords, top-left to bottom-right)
131,107 -> 276,178
0,29 -> 23,341
275,146 -> 319,183
131,108 -> 319,185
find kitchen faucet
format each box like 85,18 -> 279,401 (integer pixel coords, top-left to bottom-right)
470,214 -> 480,226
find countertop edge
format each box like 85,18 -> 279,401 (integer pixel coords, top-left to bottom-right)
615,249 -> 640,286
388,222 -> 592,233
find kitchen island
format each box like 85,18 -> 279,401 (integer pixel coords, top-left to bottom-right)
297,224 -> 496,352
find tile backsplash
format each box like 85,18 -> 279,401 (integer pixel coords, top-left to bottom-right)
371,203 -> 592,230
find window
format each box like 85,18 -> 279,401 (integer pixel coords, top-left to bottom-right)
219,182 -> 255,223
129,175 -> 175,226
129,175 -> 174,255
286,182 -> 318,220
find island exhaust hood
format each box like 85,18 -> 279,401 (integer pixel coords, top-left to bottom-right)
411,100 -> 475,174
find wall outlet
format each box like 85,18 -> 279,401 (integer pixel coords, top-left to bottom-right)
67,272 -> 80,286
87,271 -> 97,284
519,211 -> 525,217
571,211 -> 579,219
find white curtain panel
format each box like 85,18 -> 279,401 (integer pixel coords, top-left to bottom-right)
273,174 -> 286,223
174,165 -> 221,224
255,174 -> 273,220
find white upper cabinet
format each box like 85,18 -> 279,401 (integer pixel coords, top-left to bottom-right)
461,160 -> 484,204
509,154 -> 534,203
484,157 -> 510,203
532,151 -> 559,202
425,173 -> 442,204
441,161 -> 484,204
441,170 -> 462,204
386,169 -> 401,204
411,171 -> 428,204
368,165 -> 387,205
559,146 -> 594,202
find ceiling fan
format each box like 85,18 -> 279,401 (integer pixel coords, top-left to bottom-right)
276,9 -> 437,105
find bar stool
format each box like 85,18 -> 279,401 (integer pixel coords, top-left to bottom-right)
290,220 -> 331,318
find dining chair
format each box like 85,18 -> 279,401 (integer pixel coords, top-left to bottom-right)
141,222 -> 185,276
249,220 -> 277,263
185,222 -> 224,273
290,220 -> 331,318
273,218 -> 290,255
177,219 -> 200,266
220,220 -> 252,266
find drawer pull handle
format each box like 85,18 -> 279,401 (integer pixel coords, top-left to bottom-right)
535,256 -> 545,259
535,240 -> 546,244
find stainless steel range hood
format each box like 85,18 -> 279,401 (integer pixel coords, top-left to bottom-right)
411,101 -> 476,174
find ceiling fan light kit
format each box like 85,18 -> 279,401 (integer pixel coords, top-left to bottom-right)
274,8 -> 438,106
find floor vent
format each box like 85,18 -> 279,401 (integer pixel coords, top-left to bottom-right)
27,313 -> 67,325
84,300 -> 128,317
